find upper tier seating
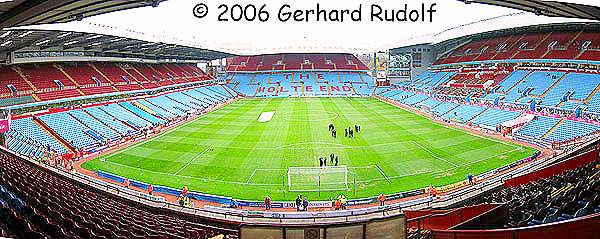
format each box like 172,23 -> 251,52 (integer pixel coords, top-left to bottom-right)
20,64 -> 73,90
435,31 -> 600,65
59,63 -> 109,86
0,62 -> 210,106
226,53 -> 369,72
0,67 -> 32,98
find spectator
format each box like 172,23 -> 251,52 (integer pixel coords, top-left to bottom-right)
264,196 -> 271,210
338,194 -> 348,210
377,193 -> 386,206
334,199 -> 342,210
182,185 -> 188,198
295,195 -> 302,211
302,197 -> 309,211
229,199 -> 239,208
178,194 -> 185,207
429,184 -> 437,198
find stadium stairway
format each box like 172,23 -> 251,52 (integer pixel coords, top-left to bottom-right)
82,109 -> 126,137
31,116 -> 76,153
138,99 -> 178,119
120,102 -> 163,124
99,107 -> 141,131
11,67 -> 41,102
502,70 -> 534,94
69,110 -> 121,141
467,107 -> 490,122
165,95 -> 197,111
181,91 -> 210,105
117,65 -> 144,87
221,85 -> 237,97
539,73 -> 568,99
12,67 -> 38,93
67,111 -> 109,143
584,83 -> 600,103
54,64 -> 84,94
205,86 -> 230,100
541,118 -> 566,139
88,63 -> 117,88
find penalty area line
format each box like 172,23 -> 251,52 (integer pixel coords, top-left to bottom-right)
246,169 -> 258,184
172,146 -> 212,176
374,164 -> 389,180
412,141 -> 459,168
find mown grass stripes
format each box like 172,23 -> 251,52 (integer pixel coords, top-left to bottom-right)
82,98 -> 535,200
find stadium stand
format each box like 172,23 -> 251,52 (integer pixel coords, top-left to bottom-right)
0,151 -> 238,239
0,62 -> 211,107
379,61 -> 600,146
3,2 -> 600,236
474,159 -> 600,227
226,53 -> 369,72
435,30 -> 600,65
228,71 -> 374,97
6,85 -> 234,157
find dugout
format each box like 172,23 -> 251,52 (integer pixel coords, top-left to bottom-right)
239,213 -> 406,239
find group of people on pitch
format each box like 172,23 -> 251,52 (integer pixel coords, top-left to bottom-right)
319,153 -> 339,167
328,123 -> 362,139
295,195 -> 310,211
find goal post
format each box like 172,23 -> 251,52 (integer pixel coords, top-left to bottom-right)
287,166 -> 349,192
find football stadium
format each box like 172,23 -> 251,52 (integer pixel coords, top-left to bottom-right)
0,0 -> 599,239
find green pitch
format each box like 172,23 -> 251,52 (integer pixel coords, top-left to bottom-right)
82,97 -> 535,201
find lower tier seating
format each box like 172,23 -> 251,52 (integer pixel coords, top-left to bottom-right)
7,85 -> 234,156
379,89 -> 600,143
0,152 -> 238,239
472,160 -> 600,228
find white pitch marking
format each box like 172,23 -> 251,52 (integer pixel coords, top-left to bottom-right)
411,141 -> 459,168
172,146 -> 212,175
246,169 -> 258,184
101,160 -> 281,185
374,164 -> 389,180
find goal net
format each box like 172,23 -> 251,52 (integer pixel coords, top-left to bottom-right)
287,166 -> 348,192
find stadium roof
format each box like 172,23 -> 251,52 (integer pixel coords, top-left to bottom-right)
0,29 -> 232,62
0,0 -> 167,29
385,12 -> 597,50
458,0 -> 600,20
426,21 -> 600,56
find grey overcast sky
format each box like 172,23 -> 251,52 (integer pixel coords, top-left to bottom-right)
41,0 -> 600,54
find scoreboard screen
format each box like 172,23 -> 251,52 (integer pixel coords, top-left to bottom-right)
387,53 -> 412,79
